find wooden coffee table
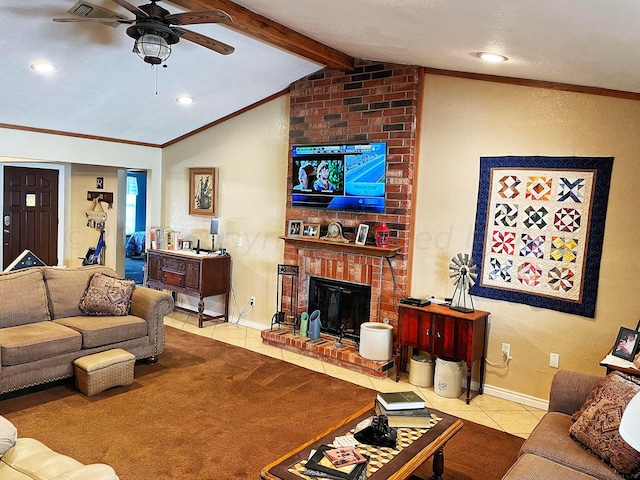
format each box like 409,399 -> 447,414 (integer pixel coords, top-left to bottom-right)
261,403 -> 463,480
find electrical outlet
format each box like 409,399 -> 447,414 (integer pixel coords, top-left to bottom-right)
501,343 -> 511,358
250,296 -> 255,306
237,236 -> 243,247
550,352 -> 560,368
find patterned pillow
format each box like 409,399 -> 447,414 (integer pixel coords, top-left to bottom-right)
569,372 -> 640,479
79,273 -> 135,316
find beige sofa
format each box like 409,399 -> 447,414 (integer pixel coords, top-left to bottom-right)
503,370 -> 638,480
0,416 -> 118,480
0,265 -> 174,395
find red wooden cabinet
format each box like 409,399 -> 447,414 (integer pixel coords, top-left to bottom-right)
396,304 -> 489,404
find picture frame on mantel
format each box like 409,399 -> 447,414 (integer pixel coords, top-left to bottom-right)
189,168 -> 217,216
302,223 -> 320,239
355,224 -> 369,245
288,220 -> 302,237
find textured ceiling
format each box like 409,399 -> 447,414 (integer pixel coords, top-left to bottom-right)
2,0 -> 640,146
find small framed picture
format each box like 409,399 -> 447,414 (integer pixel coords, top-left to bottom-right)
182,240 -> 192,250
302,223 -> 320,239
355,224 -> 369,245
189,167 -> 217,217
288,220 -> 302,237
612,327 -> 638,361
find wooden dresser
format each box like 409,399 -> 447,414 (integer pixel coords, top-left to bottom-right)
396,303 -> 489,404
146,249 -> 231,327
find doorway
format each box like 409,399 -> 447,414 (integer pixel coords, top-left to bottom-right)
124,171 -> 147,284
2,166 -> 59,269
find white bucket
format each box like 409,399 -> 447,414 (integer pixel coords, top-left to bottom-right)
434,357 -> 463,398
359,322 -> 393,361
409,355 -> 434,387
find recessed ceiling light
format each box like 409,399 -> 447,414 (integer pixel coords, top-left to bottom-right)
31,61 -> 57,73
176,95 -> 195,105
476,52 -> 508,63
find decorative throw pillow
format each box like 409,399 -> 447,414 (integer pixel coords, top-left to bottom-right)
569,372 -> 640,479
79,273 -> 135,316
0,415 -> 17,457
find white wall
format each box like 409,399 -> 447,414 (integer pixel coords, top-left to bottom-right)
0,127 -> 162,270
412,74 -> 640,399
161,97 -> 290,326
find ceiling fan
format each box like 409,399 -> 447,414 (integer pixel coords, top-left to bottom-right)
53,0 -> 234,65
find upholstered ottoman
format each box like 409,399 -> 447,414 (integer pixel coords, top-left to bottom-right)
74,348 -> 135,396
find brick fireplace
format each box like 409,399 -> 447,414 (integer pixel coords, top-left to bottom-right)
261,60 -> 420,376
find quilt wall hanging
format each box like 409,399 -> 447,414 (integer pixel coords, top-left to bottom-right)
470,156 -> 613,318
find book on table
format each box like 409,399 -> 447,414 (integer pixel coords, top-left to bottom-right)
376,390 -> 425,410
304,444 -> 368,480
322,446 -> 367,467
374,400 -> 432,428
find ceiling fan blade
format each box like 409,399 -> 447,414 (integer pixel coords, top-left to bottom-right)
175,28 -> 235,55
53,17 -> 131,24
110,0 -> 149,18
166,10 -> 232,26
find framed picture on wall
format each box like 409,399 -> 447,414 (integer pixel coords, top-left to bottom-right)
612,327 -> 638,361
302,223 -> 320,239
355,224 -> 369,245
288,220 -> 302,237
189,168 -> 217,216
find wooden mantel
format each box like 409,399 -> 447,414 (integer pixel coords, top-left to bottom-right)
279,236 -> 400,258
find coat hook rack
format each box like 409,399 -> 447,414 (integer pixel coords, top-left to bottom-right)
86,191 -> 114,209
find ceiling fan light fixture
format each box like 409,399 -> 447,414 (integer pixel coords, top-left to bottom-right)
476,52 -> 508,63
176,95 -> 195,105
31,61 -> 57,73
134,33 -> 171,65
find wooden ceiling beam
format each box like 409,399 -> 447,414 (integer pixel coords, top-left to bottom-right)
169,0 -> 354,71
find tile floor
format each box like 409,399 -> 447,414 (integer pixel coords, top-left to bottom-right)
165,310 -> 544,439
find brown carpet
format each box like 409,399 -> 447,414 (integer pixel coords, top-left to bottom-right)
0,327 -> 523,480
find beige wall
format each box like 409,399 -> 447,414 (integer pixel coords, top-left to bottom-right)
161,97 -> 290,324
411,74 -> 640,399
68,164 -> 121,270
0,127 -> 163,271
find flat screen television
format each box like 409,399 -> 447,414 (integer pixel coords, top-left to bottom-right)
291,141 -> 387,213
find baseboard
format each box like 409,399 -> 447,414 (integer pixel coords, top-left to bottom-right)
173,301 -> 269,332
482,384 -> 549,411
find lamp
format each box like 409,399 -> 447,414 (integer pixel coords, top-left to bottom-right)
375,223 -> 391,248
134,33 -> 171,65
210,218 -> 219,252
620,391 -> 640,451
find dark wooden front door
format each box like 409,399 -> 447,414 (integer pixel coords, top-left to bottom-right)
3,166 -> 59,269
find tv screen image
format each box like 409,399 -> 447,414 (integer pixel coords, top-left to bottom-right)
292,142 -> 386,213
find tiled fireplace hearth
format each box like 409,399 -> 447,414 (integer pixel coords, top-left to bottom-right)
261,327 -> 395,378
261,60 -> 420,375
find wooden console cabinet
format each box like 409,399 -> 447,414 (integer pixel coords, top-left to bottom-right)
396,303 -> 489,404
146,249 -> 231,327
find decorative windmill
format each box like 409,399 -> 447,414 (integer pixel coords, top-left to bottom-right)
448,253 -> 478,313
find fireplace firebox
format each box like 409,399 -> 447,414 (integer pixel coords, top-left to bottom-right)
307,276 -> 371,342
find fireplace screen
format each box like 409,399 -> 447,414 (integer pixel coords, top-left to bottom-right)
308,277 -> 371,342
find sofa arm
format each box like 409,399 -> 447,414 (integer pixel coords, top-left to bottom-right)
548,370 -> 603,415
50,464 -> 119,480
129,286 -> 174,356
